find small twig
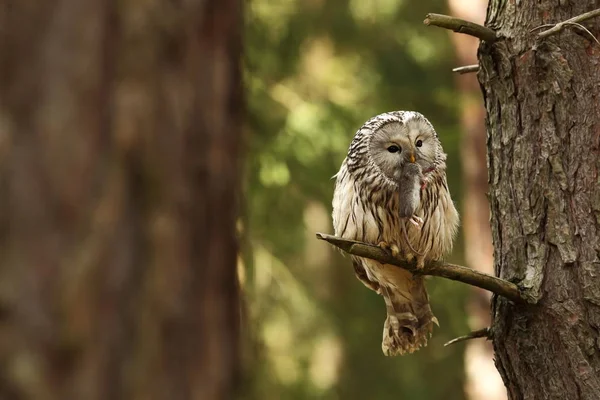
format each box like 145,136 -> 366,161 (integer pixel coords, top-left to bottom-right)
564,22 -> 600,46
424,13 -> 498,43
530,24 -> 553,33
452,64 -> 480,74
536,8 -> 600,39
317,233 -> 528,304
444,327 -> 491,347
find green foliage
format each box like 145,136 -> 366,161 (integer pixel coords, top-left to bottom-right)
242,1 -> 469,398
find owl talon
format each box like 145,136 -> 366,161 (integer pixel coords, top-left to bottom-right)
378,241 -> 390,250
378,241 -> 400,257
416,256 -> 426,269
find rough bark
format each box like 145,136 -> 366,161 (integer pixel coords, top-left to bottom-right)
447,0 -> 506,398
478,0 -> 600,398
0,1 -> 242,399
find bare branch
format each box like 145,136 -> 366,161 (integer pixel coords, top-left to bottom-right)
317,233 -> 529,304
423,13 -> 498,43
444,327 -> 491,347
563,22 -> 600,46
537,8 -> 600,39
452,64 -> 480,74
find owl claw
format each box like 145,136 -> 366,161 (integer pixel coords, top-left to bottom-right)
409,215 -> 424,229
378,241 -> 400,257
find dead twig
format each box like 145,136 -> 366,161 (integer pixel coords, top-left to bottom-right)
452,64 -> 480,74
444,327 -> 491,347
317,233 -> 529,304
535,8 -> 600,41
424,13 -> 498,42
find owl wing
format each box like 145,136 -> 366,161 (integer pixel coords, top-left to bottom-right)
333,163 -> 380,293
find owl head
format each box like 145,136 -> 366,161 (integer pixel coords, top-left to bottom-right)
364,111 -> 445,183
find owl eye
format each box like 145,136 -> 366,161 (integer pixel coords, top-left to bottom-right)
387,145 -> 401,153
416,139 -> 423,147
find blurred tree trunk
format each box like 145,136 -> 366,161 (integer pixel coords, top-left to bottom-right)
0,1 -> 242,399
447,1 -> 506,399
478,1 -> 600,398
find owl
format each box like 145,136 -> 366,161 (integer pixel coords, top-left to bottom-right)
332,111 -> 459,355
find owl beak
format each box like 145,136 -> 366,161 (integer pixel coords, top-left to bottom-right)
409,153 -> 416,163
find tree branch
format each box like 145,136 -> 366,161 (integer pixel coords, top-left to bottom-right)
444,327 -> 491,347
316,233 -> 528,304
536,8 -> 600,39
423,13 -> 498,42
452,64 -> 480,74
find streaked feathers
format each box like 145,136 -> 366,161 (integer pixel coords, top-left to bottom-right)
332,111 -> 459,355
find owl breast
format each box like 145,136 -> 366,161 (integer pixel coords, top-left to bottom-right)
332,163 -> 458,262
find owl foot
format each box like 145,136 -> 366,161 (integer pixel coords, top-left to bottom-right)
409,215 -> 424,229
378,241 -> 400,257
415,248 -> 430,269
416,255 -> 426,269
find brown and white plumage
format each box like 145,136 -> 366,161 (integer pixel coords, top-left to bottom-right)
332,111 -> 459,355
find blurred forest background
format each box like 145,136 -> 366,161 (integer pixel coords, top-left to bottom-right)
0,0 -> 503,398
241,0 -> 494,399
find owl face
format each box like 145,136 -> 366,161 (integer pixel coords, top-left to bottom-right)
368,114 -> 440,183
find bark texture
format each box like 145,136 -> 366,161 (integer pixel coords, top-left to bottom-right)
0,1 -> 242,399
478,0 -> 600,398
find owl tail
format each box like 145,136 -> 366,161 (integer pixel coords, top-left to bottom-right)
380,272 -> 437,356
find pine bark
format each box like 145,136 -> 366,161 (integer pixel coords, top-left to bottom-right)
478,1 -> 600,398
0,1 -> 242,399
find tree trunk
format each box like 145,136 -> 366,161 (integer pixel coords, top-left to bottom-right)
0,1 -> 242,399
478,1 -> 600,398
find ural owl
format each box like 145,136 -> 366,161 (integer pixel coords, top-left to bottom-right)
332,111 -> 459,355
